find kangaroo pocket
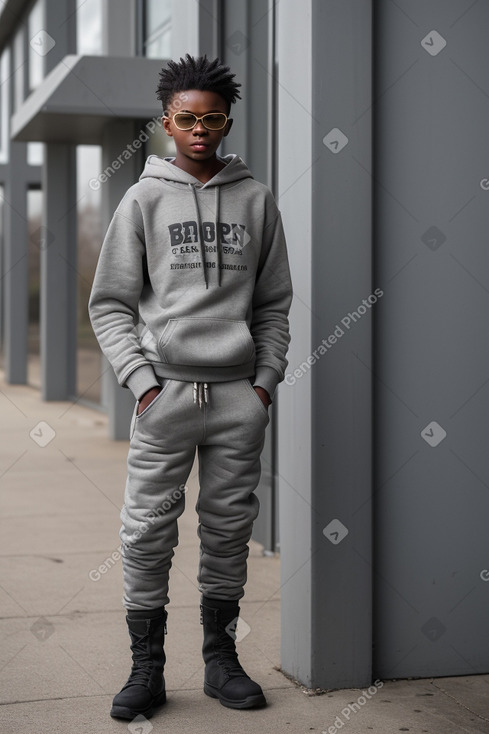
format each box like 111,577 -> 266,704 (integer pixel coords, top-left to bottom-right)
157,318 -> 255,367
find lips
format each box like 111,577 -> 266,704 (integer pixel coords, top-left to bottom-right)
191,142 -> 209,149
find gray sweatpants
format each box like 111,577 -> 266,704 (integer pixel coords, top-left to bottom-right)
120,377 -> 269,611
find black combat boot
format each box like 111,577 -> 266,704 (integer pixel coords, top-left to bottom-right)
201,597 -> 266,709
110,608 -> 167,720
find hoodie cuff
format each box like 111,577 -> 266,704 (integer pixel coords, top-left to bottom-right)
125,365 -> 160,400
253,366 -> 280,401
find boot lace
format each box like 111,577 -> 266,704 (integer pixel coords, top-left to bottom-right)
125,630 -> 154,687
215,626 -> 248,678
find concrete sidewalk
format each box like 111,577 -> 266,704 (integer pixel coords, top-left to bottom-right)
0,373 -> 488,734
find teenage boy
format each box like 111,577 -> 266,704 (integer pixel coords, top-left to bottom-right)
89,54 -> 292,721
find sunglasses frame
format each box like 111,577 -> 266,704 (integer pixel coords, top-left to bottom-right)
166,112 -> 229,131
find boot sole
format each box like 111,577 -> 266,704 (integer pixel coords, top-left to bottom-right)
204,683 -> 267,709
110,691 -> 167,720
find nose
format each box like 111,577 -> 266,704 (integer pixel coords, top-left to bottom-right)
193,120 -> 207,135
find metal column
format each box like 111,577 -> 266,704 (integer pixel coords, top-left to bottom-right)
40,0 -> 77,399
40,144 -> 77,399
100,120 -> 141,440
277,0 -> 374,689
3,141 -> 29,384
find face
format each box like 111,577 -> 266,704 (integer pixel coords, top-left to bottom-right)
162,89 -> 233,162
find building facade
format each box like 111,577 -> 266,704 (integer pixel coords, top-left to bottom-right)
1,0 -> 489,690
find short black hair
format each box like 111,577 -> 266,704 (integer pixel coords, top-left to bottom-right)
156,53 -> 242,115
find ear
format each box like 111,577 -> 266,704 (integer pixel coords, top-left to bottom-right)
223,118 -> 233,137
162,115 -> 173,137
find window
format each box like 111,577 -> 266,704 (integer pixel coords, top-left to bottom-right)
13,27 -> 25,112
27,188 -> 43,389
0,49 -> 9,164
143,0 -> 172,58
76,0 -> 102,55
76,145 -> 103,404
27,142 -> 44,166
28,0 -> 44,92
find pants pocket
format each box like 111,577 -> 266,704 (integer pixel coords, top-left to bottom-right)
129,401 -> 138,440
135,380 -> 167,419
243,378 -> 270,419
131,379 -> 169,438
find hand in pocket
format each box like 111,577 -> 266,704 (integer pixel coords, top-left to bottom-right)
137,386 -> 162,415
254,386 -> 271,409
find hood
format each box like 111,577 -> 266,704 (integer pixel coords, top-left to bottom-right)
139,154 -> 254,288
139,152 -> 253,187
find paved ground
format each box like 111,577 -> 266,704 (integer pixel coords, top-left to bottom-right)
1,372 -> 489,734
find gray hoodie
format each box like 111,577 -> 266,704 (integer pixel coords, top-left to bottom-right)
88,153 -> 292,400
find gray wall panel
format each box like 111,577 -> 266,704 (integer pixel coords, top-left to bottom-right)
310,0 -> 374,688
374,0 -> 489,678
276,0 -> 314,688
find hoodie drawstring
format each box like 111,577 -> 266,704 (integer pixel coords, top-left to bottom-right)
189,183 -> 222,288
189,183 -> 208,289
193,381 -> 209,408
215,186 -> 222,287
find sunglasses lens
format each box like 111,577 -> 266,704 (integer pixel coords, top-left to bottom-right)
203,114 -> 227,130
172,113 -> 227,130
173,113 -> 197,130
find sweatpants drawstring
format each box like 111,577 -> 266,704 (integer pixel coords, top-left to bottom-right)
193,382 -> 209,409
